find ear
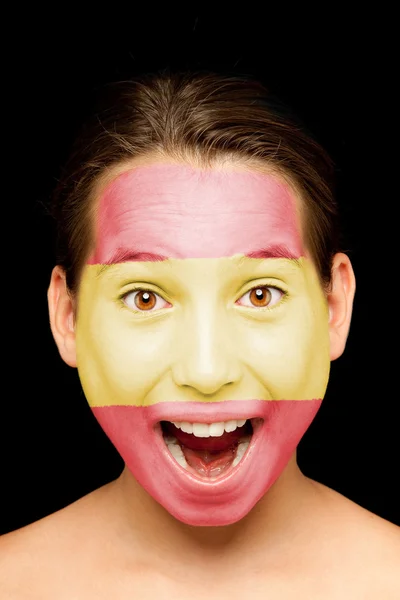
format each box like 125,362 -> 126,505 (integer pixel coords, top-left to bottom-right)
48,266 -> 77,367
327,252 -> 356,360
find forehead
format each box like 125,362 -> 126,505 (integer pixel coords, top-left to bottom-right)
89,163 -> 304,263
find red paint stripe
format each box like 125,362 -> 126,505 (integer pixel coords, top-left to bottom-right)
88,165 -> 303,264
91,399 -> 322,526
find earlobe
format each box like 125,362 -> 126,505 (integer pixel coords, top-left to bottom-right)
327,253 -> 356,361
48,266 -> 77,367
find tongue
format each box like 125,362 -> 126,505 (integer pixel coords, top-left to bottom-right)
163,422 -> 248,478
183,447 -> 236,478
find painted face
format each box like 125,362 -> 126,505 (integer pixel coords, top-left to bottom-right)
75,163 -> 331,526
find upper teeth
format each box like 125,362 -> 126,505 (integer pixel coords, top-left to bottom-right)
170,419 -> 247,438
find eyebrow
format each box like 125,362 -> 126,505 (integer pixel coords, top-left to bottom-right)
95,249 -> 168,277
241,245 -> 300,262
94,244 -> 301,276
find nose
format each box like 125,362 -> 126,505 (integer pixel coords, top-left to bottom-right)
171,304 -> 243,396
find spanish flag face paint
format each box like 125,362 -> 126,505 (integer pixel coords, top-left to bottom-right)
75,163 -> 331,526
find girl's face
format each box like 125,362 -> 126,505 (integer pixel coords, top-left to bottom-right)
74,161 -> 331,526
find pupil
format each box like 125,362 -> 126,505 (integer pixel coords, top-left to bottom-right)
142,292 -> 151,303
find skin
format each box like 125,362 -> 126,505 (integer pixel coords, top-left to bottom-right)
76,163 -> 331,525
2,156 -> 399,598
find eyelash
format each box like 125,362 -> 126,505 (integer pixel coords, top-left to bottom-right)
121,284 -> 286,313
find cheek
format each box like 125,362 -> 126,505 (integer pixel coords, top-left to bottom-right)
237,302 -> 330,400
76,301 -> 174,406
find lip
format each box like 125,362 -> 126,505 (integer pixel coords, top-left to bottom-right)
148,398 -> 271,427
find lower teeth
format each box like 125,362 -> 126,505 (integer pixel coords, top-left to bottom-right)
164,435 -> 250,478
232,440 -> 250,467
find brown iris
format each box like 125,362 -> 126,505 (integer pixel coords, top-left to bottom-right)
249,287 -> 272,307
134,290 -> 157,311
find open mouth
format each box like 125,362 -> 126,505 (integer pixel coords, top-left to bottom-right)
160,418 -> 262,480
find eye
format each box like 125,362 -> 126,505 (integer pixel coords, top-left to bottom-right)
122,289 -> 170,312
237,285 -> 284,309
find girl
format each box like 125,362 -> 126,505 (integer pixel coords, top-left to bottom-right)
1,71 -> 399,599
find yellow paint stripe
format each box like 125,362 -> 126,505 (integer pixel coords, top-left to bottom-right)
76,256 -> 330,407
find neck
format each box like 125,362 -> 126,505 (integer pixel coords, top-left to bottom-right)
107,454 -> 320,571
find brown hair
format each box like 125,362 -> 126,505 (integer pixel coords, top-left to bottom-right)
51,70 -> 340,293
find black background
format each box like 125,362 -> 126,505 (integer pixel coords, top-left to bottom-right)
2,11 -> 398,534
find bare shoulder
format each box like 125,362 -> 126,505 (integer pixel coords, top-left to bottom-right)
0,483 -> 116,599
317,480 -> 400,548
310,480 -> 400,598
